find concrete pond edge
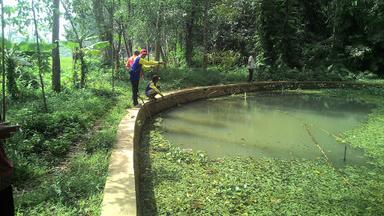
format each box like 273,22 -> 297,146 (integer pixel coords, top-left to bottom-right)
101,81 -> 382,216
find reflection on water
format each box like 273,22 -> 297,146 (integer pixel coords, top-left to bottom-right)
160,92 -> 376,167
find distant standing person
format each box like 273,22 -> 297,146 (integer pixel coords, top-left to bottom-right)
145,75 -> 164,100
129,49 -> 163,106
247,54 -> 256,82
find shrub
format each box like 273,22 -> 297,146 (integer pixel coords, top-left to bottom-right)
208,50 -> 241,69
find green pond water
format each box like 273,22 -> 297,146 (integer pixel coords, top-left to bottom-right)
160,92 -> 376,167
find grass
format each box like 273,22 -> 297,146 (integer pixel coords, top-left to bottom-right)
6,57 -> 383,215
139,87 -> 384,215
7,62 -> 248,215
5,57 -> 134,215
11,85 -> 133,215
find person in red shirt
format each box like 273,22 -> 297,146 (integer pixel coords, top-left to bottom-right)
0,123 -> 19,216
125,50 -> 140,70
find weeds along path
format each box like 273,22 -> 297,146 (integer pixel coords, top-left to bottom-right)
18,98 -> 115,187
14,89 -> 133,215
55,116 -> 104,172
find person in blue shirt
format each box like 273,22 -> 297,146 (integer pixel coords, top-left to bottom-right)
129,49 -> 163,106
145,75 -> 164,100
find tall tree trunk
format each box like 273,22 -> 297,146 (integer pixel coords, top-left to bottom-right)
115,0 -> 123,71
332,0 -> 346,56
129,40 -> 133,55
154,6 -> 161,74
202,0 -> 209,69
126,0 -> 132,16
122,32 -> 131,56
6,57 -> 18,98
92,0 -> 113,65
125,0 -> 133,56
281,0 -> 294,67
185,1 -> 195,67
72,48 -> 79,88
300,0 -> 324,41
160,46 -> 167,63
116,26 -> 122,71
52,0 -> 61,92
110,0 -> 115,91
61,0 -> 86,88
1,0 -> 5,121
32,0 -> 48,112
154,3 -> 162,61
259,0 -> 276,66
79,42 -> 87,88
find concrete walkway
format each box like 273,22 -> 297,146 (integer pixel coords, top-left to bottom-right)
101,108 -> 139,216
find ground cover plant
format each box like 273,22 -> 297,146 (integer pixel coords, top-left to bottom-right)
139,87 -> 384,215
6,72 -> 133,215
1,0 -> 384,215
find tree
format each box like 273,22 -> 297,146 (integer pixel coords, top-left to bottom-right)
92,0 -> 113,65
257,0 -> 276,66
54,0 -> 384,78
52,0 -> 61,92
1,0 -> 5,121
62,0 -> 88,88
31,0 -> 48,112
185,0 -> 196,67
202,0 -> 209,69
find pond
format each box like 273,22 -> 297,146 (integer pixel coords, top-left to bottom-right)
160,92 -> 376,167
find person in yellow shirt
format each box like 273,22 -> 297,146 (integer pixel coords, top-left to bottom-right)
145,75 -> 164,100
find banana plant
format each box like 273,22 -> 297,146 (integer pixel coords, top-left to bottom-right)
62,38 -> 110,88
61,0 -> 110,88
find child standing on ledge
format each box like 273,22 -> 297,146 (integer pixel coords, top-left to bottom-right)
145,75 -> 164,100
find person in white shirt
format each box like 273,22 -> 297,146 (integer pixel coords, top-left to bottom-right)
247,55 -> 256,82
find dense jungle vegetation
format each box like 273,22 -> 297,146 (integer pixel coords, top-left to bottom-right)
0,0 -> 382,215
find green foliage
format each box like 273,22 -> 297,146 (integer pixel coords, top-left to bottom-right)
207,50 -> 241,69
8,74 -> 133,215
15,152 -> 109,216
0,40 -> 54,96
210,0 -> 384,78
6,89 -> 113,167
147,67 -> 248,90
17,41 -> 53,53
167,44 -> 187,68
6,55 -> 19,98
340,88 -> 384,167
62,42 -> 78,52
